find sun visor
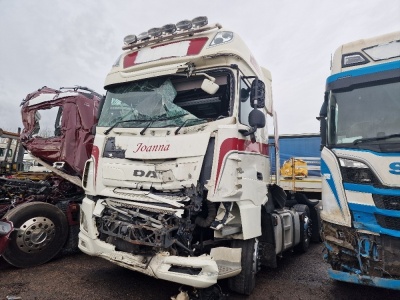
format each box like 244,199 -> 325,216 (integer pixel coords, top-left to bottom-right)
105,62 -> 189,87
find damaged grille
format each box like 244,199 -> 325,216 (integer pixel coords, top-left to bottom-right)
95,193 -> 205,256
375,214 -> 400,231
373,194 -> 400,211
323,222 -> 400,278
97,203 -> 179,249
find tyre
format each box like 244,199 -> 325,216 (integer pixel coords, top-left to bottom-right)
310,204 -> 323,242
3,202 -> 68,268
228,238 -> 259,295
294,193 -> 321,242
293,204 -> 312,253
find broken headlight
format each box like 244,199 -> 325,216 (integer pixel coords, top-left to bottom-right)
339,158 -> 378,185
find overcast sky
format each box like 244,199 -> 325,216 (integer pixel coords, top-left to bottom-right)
0,0 -> 399,135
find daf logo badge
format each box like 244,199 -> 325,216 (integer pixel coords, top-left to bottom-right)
133,170 -> 157,178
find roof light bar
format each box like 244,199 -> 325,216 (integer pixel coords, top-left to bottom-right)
121,16 -> 219,50
176,20 -> 192,31
192,16 -> 208,28
162,24 -> 177,34
137,31 -> 150,41
123,35 -> 137,45
148,27 -> 162,38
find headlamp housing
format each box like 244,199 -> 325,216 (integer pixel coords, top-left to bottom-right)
209,31 -> 233,47
339,158 -> 378,185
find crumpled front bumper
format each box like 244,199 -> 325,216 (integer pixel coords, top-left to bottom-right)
78,195 -> 219,288
78,230 -> 219,288
323,221 -> 400,290
328,269 -> 400,290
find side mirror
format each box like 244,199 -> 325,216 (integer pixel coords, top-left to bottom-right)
319,117 -> 327,150
97,95 -> 106,121
249,109 -> 266,129
201,78 -> 219,95
317,92 -> 329,150
193,72 -> 220,95
239,108 -> 266,143
250,78 -> 265,108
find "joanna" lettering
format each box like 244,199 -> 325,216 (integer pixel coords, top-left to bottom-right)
133,142 -> 170,153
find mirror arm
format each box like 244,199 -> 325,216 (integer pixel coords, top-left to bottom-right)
238,126 -> 257,137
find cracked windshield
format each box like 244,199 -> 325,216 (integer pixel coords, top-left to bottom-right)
99,78 -> 204,129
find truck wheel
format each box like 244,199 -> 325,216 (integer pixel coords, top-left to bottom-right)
228,238 -> 259,295
310,204 -> 323,242
293,204 -> 312,253
3,202 -> 68,268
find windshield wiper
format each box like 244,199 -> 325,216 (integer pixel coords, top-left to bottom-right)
175,118 -> 207,135
104,114 -> 191,136
140,119 -> 156,135
140,114 -> 189,135
353,133 -> 400,145
104,119 -> 147,135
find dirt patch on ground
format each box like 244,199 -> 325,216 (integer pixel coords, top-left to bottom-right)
2,243 -> 400,300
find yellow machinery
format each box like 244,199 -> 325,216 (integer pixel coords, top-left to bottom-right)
280,158 -> 308,179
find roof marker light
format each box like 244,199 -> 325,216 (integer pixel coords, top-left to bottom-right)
123,35 -> 137,45
162,24 -> 177,34
176,20 -> 192,31
192,16 -> 208,28
148,27 -> 162,38
342,53 -> 368,67
209,31 -> 233,47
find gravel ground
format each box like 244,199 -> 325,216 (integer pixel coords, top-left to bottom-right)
1,243 -> 400,300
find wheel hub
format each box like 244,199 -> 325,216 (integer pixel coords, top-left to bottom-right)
16,217 -> 56,253
304,215 -> 312,242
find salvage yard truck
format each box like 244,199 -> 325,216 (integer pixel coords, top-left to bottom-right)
75,17 -> 314,295
0,129 -> 23,175
1,17 -> 315,296
0,87 -> 100,266
319,31 -> 400,289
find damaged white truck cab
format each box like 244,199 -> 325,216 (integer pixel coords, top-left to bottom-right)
78,17 -> 311,295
